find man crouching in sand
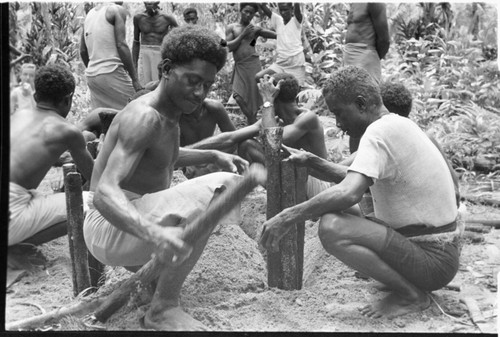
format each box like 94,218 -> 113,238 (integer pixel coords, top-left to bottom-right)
260,66 -> 462,319
84,26 -> 248,330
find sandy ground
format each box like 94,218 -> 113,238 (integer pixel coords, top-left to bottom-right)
5,116 -> 499,332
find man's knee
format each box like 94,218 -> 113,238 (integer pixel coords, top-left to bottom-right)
318,213 -> 350,252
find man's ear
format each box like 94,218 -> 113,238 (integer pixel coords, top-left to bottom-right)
161,58 -> 172,77
355,95 -> 367,112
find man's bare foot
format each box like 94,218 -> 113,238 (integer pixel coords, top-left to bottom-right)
144,305 -> 207,331
358,291 -> 431,319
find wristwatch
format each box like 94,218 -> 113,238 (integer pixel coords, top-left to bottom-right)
263,101 -> 273,108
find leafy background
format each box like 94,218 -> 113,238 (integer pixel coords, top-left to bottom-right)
9,2 -> 500,182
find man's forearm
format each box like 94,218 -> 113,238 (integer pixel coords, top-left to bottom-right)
117,43 -> 139,82
187,134 -> 237,153
175,148 -> 218,168
376,40 -> 390,59
276,183 -> 359,225
132,41 -> 140,68
306,155 -> 348,184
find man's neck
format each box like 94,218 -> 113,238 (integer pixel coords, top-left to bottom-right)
154,81 -> 183,121
277,102 -> 301,125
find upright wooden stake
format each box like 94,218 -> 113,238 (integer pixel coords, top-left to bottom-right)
262,127 -> 284,288
65,171 -> 91,297
262,127 -> 306,290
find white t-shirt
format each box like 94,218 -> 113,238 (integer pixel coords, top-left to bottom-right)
270,13 -> 303,60
349,113 -> 457,228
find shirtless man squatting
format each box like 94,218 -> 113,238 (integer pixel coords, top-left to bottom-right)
83,25 -> 249,330
9,64 -> 94,260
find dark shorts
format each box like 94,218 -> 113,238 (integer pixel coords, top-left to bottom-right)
369,217 -> 460,291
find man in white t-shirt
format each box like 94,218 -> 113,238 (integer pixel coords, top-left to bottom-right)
256,3 -> 306,86
259,66 -> 462,319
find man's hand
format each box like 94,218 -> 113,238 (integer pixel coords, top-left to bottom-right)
155,226 -> 193,266
242,24 -> 256,39
282,144 -> 311,166
258,75 -> 283,103
214,151 -> 249,174
259,212 -> 294,252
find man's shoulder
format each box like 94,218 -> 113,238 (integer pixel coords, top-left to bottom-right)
295,109 -> 320,126
134,12 -> 147,21
203,99 -> 225,111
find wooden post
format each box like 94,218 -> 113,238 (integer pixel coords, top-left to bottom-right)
83,142 -> 106,289
294,165 -> 308,288
262,127 -> 306,290
63,164 -> 105,292
262,127 -> 284,288
64,171 -> 91,297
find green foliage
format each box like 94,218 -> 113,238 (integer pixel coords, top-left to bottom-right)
9,2 -> 500,174
22,3 -> 83,69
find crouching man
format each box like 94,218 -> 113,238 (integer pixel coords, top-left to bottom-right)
260,66 -> 462,319
84,26 -> 248,330
9,64 -> 93,253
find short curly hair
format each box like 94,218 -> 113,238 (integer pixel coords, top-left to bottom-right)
183,7 -> 197,17
34,64 -> 75,104
273,73 -> 300,103
240,3 -> 258,12
380,82 -> 412,117
161,25 -> 227,72
323,66 -> 382,109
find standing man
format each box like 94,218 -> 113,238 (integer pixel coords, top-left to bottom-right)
9,64 -> 93,249
133,1 -> 178,85
226,3 -> 276,125
83,26 -> 248,331
183,7 -> 198,25
256,3 -> 306,86
260,66 -> 461,319
343,3 -> 390,153
80,2 -> 142,110
10,63 -> 36,115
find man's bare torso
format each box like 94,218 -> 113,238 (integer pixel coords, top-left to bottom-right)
228,23 -> 258,61
179,99 -> 228,147
136,13 -> 174,45
10,110 -> 70,189
345,3 -> 377,46
90,96 -> 179,195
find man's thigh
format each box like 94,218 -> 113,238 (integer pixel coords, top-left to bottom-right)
9,192 -> 67,246
85,172 -> 242,266
379,228 -> 460,290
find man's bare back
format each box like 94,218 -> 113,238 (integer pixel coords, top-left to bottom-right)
11,109 -> 92,190
278,109 -> 326,159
